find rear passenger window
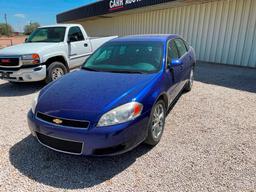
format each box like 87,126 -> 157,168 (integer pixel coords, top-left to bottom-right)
168,41 -> 179,62
174,39 -> 187,57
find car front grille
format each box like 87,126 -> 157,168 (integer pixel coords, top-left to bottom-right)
36,132 -> 83,154
36,112 -> 90,128
0,57 -> 20,67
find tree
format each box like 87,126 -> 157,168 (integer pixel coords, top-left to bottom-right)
24,22 -> 40,35
0,23 -> 13,36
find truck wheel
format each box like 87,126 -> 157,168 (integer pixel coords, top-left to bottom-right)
45,61 -> 67,84
144,100 -> 166,146
184,67 -> 194,92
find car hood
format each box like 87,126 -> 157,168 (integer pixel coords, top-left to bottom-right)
37,70 -> 158,123
0,43 -> 58,55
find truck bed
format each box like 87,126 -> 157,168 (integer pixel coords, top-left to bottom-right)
89,36 -> 118,51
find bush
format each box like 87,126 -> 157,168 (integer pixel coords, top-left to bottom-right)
24,22 -> 40,35
0,23 -> 13,36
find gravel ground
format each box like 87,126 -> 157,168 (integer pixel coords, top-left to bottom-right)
0,62 -> 255,192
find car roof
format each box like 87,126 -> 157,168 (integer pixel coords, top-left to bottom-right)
38,24 -> 82,28
110,34 -> 181,43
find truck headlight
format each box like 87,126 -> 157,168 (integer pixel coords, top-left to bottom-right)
21,54 -> 40,65
31,92 -> 39,114
97,102 -> 143,127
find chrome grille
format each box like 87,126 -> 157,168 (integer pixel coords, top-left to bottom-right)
36,112 -> 90,128
0,57 -> 20,67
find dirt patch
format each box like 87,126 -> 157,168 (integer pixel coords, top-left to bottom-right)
0,36 -> 27,49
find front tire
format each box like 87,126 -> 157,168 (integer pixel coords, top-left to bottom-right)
184,67 -> 194,92
144,100 -> 166,146
45,61 -> 67,84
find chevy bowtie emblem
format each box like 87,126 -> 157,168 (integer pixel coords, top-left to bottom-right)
53,118 -> 63,124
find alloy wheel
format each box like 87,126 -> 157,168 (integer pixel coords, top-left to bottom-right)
189,68 -> 194,88
151,103 -> 165,139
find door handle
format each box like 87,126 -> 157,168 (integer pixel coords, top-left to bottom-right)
84,43 -> 88,47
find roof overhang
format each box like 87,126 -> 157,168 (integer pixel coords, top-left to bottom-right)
57,0 -> 177,23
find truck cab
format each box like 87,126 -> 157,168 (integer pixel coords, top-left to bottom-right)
0,24 -> 117,83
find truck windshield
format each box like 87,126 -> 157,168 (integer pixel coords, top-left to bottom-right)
26,27 -> 66,43
83,41 -> 164,74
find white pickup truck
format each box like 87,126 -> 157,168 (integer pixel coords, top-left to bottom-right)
0,24 -> 117,83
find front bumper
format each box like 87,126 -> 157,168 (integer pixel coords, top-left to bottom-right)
27,110 -> 150,156
0,65 -> 46,82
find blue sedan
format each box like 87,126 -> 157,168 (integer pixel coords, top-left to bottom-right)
27,35 -> 196,156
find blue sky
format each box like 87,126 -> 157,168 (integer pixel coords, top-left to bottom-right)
0,0 -> 97,32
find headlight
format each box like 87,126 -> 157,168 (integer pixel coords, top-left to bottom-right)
97,102 -> 143,127
31,92 -> 39,114
21,54 -> 40,65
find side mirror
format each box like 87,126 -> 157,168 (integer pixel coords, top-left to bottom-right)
25,38 -> 28,43
171,59 -> 182,66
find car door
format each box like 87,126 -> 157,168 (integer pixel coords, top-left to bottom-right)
67,26 -> 92,68
182,39 -> 194,81
165,39 -> 183,102
173,38 -> 189,86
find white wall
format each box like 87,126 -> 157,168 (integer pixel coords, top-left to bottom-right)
79,0 -> 256,67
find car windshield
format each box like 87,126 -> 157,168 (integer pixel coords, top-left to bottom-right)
82,41 -> 164,74
26,27 -> 66,43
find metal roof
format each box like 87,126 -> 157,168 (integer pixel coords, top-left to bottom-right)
57,0 -> 176,23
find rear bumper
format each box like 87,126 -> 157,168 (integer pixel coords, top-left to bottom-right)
27,110 -> 150,156
0,65 -> 46,82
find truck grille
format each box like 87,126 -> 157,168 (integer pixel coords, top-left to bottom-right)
36,112 -> 90,128
36,132 -> 83,154
0,57 -> 20,67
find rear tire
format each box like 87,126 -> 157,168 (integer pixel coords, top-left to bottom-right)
144,100 -> 166,146
184,67 -> 194,92
45,61 -> 67,84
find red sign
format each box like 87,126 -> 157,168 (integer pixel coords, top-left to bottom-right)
109,0 -> 142,11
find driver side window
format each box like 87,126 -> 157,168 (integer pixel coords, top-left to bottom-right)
168,40 -> 179,64
174,39 -> 187,57
68,27 -> 85,42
